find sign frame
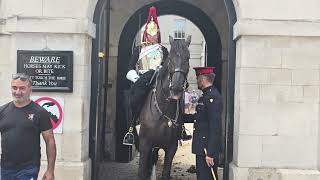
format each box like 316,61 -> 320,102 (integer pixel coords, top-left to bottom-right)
17,50 -> 73,92
32,96 -> 64,134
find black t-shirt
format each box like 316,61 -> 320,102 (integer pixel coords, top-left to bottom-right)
0,101 -> 52,169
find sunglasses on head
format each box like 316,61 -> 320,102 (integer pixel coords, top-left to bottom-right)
12,73 -> 31,81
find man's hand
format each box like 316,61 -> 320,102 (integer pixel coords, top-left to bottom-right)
126,70 -> 140,83
205,156 -> 215,167
42,129 -> 56,180
42,170 -> 54,180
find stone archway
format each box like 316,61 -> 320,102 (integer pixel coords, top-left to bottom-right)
90,0 -> 237,179
116,0 -> 223,161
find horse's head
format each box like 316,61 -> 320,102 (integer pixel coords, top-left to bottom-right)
167,35 -> 191,100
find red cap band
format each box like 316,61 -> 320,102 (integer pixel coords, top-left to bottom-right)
193,67 -> 216,76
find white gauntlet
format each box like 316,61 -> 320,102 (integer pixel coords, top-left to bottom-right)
126,69 -> 140,83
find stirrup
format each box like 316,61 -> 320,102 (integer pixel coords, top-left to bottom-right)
123,127 -> 135,146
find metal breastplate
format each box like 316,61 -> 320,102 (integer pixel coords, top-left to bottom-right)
137,44 -> 163,73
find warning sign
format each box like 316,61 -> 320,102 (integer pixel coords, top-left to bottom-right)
32,96 -> 64,134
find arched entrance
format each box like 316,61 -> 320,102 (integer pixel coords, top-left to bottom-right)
116,0 -> 222,161
90,0 -> 237,179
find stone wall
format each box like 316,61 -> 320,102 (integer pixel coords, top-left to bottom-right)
231,0 -> 320,179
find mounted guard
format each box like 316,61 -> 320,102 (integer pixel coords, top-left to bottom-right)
123,6 -> 191,146
123,6 -> 168,145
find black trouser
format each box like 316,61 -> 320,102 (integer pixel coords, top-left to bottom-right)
196,155 -> 218,180
129,70 -> 155,121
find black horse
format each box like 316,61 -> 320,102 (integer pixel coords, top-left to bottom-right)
137,35 -> 191,180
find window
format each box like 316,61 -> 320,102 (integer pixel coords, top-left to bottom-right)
174,19 -> 186,40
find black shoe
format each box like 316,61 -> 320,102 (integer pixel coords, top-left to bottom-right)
123,132 -> 134,146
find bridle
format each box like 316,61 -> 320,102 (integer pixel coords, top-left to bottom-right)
168,54 -> 189,91
169,68 -> 188,90
151,54 -> 189,128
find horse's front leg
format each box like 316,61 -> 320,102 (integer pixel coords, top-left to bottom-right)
138,139 -> 152,180
162,143 -> 178,180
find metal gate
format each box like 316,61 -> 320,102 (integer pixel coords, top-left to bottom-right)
89,0 -> 110,179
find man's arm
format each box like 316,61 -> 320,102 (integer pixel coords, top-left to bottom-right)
206,95 -> 223,159
0,103 -> 10,120
42,129 -> 56,180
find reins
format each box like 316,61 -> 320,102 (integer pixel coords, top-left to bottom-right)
151,66 -> 188,128
152,86 -> 180,128
149,40 -> 189,128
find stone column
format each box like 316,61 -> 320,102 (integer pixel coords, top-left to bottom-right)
230,0 -> 320,179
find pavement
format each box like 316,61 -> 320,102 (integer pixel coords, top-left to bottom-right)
98,156 -> 140,180
98,143 -> 198,180
98,124 -> 223,180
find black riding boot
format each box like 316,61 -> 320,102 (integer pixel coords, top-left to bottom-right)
123,72 -> 153,146
181,124 -> 192,141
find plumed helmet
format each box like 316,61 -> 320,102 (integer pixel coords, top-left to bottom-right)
142,6 -> 161,43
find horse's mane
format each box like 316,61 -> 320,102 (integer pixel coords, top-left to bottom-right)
170,39 -> 190,59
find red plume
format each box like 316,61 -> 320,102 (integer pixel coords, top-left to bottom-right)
147,6 -> 159,29
142,6 -> 161,43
